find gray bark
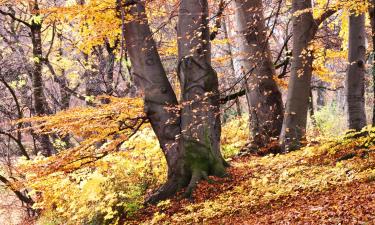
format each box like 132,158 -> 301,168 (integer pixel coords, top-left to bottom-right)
177,0 -> 227,196
279,0 -> 334,151
123,1 -> 185,203
346,13 -> 367,131
223,18 -> 242,118
123,0 -> 227,202
233,0 -> 284,148
316,84 -> 325,109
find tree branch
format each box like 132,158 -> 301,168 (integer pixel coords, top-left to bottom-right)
210,0 -> 229,41
0,175 -> 34,205
0,9 -> 31,27
220,89 -> 246,104
311,85 -> 343,91
314,9 -> 337,27
0,130 -> 30,160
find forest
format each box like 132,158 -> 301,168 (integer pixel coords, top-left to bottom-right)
0,0 -> 374,224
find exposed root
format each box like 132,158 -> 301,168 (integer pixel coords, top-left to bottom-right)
145,178 -> 181,205
184,170 -> 205,199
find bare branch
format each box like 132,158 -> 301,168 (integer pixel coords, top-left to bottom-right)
0,9 -> 31,27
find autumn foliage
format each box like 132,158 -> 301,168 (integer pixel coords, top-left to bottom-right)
0,0 -> 374,224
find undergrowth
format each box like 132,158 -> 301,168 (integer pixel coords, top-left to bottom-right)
14,118 -> 375,224
19,116 -> 248,225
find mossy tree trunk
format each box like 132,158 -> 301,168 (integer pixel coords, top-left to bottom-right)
123,0 -> 227,203
177,0 -> 227,195
123,2 -> 185,203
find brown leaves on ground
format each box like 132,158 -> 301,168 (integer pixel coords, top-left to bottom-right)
124,136 -> 375,225
215,181 -> 375,224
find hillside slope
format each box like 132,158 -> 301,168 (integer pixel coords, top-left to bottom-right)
127,130 -> 375,224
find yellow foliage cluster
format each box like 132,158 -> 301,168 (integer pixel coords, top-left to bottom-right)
23,128 -> 166,225
312,41 -> 347,84
18,97 -> 146,176
220,116 -> 249,159
45,0 -> 121,54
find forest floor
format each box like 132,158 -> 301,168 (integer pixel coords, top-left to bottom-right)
126,135 -> 375,224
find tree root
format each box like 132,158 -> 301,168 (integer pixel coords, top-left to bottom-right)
145,178 -> 181,205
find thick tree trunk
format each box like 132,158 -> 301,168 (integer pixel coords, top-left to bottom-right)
233,0 -> 284,148
124,0 -> 227,203
30,2 -> 54,156
123,1 -> 186,203
346,13 -> 367,131
177,0 -> 227,195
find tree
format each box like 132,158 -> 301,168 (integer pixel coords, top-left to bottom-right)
369,0 -> 375,126
123,0 -> 227,203
0,1 -> 54,156
279,0 -> 336,151
177,0 -> 227,194
346,12 -> 367,130
232,0 -> 284,148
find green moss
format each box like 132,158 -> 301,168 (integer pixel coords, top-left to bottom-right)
184,127 -> 226,178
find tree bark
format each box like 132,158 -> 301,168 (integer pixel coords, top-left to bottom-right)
177,0 -> 227,196
279,0 -> 335,151
222,18 -> 242,118
369,0 -> 375,126
316,81 -> 325,109
123,0 -> 227,202
346,13 -> 367,131
104,41 -> 116,96
30,1 -> 54,156
233,0 -> 284,148
123,1 -> 186,203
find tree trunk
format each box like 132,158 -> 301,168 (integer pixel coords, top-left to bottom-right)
223,18 -> 242,118
123,1 -> 186,203
84,53 -> 102,98
279,1 -> 336,151
316,84 -> 325,109
104,41 -> 116,96
309,88 -> 317,126
30,1 -> 54,156
279,0 -> 315,151
346,13 -> 367,131
123,0 -> 227,202
177,0 -> 227,196
369,0 -> 375,126
233,0 -> 284,148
